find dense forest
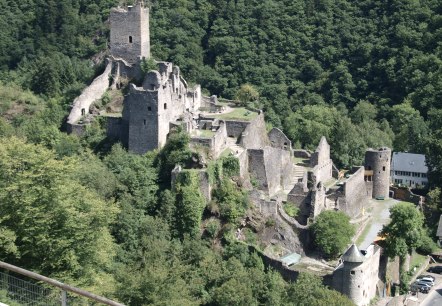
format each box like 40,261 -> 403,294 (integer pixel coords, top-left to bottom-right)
0,0 -> 442,304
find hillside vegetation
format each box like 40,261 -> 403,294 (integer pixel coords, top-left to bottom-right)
0,0 -> 441,304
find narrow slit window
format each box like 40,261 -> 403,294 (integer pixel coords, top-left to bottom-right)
143,119 -> 146,126
383,166 -> 386,171
164,103 -> 167,110
148,106 -> 152,111
129,36 -> 133,43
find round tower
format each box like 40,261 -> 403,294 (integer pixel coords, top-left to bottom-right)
365,147 -> 391,199
341,245 -> 365,303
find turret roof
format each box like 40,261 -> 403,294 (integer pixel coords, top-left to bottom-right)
342,244 -> 365,263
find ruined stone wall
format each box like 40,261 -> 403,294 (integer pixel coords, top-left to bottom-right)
67,61 -> 112,126
263,146 -> 283,196
248,149 -> 269,193
333,245 -> 380,306
171,166 -> 211,202
310,137 -> 333,183
106,116 -> 126,142
239,113 -> 269,149
287,183 -> 311,225
280,149 -> 294,189
310,183 -> 327,219
268,128 -> 292,151
340,167 -> 368,218
110,3 -> 150,64
122,85 -> 159,154
224,120 -> 250,138
237,149 -> 249,179
111,58 -> 144,83
213,122 -> 228,157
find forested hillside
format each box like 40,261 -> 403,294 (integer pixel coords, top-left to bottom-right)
0,0 -> 442,304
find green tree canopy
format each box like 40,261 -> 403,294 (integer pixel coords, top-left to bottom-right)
312,210 -> 355,258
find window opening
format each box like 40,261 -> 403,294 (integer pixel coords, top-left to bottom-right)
129,36 -> 133,43
164,103 -> 167,110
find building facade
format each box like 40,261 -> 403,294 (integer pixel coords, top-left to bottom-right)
390,152 -> 428,188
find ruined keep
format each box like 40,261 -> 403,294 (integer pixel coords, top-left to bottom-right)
333,244 -> 380,306
110,2 -> 150,64
364,147 -> 391,199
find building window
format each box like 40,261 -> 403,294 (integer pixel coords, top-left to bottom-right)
383,166 -> 385,171
143,119 -> 146,126
129,36 -> 133,43
422,173 -> 427,178
81,108 -> 85,116
164,103 -> 167,110
148,106 -> 152,111
351,270 -> 355,275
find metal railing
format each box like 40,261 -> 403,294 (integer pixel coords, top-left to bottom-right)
0,261 -> 125,306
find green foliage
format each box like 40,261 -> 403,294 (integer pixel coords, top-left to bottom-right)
381,202 -> 425,259
174,171 -> 206,238
0,137 -> 117,294
284,203 -> 300,218
312,210 -> 355,258
140,57 -> 157,74
235,84 -> 259,106
289,273 -> 354,306
221,155 -> 240,177
205,219 -> 221,238
213,178 -> 249,223
416,234 -> 438,255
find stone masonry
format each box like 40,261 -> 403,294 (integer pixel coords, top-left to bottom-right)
110,1 -> 150,64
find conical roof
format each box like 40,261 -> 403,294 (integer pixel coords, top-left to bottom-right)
342,244 -> 365,263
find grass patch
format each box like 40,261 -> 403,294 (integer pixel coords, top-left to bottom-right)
410,252 -> 427,273
193,129 -> 215,138
356,221 -> 372,246
208,107 -> 258,121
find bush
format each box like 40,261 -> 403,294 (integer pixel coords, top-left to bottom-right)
416,234 -> 438,255
311,211 -> 355,258
284,203 -> 299,217
206,219 -> 221,238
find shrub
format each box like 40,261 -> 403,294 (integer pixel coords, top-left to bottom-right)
311,211 -> 355,258
416,234 -> 438,255
283,203 -> 299,217
206,219 -> 221,238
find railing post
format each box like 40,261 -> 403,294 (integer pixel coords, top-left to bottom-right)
61,290 -> 67,306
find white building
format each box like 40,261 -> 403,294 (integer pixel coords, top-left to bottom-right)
391,152 -> 428,188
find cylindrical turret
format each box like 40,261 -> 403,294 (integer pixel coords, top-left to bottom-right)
365,147 -> 391,199
341,245 -> 365,304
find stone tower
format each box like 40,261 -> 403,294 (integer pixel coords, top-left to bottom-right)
365,147 -> 391,199
110,1 -> 150,64
333,244 -> 381,306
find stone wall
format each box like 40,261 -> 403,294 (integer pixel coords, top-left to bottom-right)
110,3 -> 150,64
268,128 -> 292,151
213,122 -> 228,157
293,149 -> 311,159
239,113 -> 269,149
106,116 -> 126,142
171,166 -> 211,202
237,149 -> 249,179
224,120 -> 250,138
122,85 -> 159,154
390,186 -> 422,205
67,61 -> 112,127
287,183 -> 311,225
310,137 -> 333,183
340,167 -> 369,218
311,182 -> 327,219
248,149 -> 268,193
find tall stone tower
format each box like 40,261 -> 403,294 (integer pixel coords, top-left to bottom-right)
110,1 -> 150,64
364,147 -> 391,199
333,244 -> 380,306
